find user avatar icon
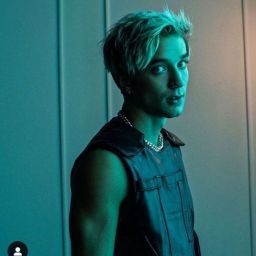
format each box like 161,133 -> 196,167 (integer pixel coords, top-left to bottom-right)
8,241 -> 28,256
14,247 -> 22,256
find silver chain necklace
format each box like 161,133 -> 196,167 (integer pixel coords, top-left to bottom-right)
118,111 -> 164,152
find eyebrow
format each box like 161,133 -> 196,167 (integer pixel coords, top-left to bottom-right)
149,53 -> 190,65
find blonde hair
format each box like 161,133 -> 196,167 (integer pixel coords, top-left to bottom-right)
102,8 -> 193,87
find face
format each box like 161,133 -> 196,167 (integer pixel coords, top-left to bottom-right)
129,34 -> 190,118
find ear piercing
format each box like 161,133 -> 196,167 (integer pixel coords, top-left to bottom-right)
124,86 -> 132,95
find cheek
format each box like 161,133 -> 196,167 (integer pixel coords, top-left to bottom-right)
140,78 -> 164,94
183,70 -> 189,84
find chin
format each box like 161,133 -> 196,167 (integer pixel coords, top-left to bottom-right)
166,112 -> 182,118
165,107 -> 184,118
163,100 -> 185,118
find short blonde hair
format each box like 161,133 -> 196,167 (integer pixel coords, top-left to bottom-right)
102,9 -> 193,87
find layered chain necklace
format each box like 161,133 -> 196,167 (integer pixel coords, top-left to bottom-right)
118,111 -> 164,152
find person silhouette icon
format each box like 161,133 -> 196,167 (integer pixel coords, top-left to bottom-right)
8,241 -> 27,256
13,247 -> 22,256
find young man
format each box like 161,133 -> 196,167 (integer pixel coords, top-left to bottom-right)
69,9 -> 201,256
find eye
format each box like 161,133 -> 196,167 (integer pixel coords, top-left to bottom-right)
150,64 -> 168,75
178,60 -> 189,69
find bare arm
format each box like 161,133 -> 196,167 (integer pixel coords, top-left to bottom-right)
69,149 -> 129,256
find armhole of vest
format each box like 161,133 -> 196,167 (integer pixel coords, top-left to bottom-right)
86,143 -> 138,216
86,143 -> 136,190
86,142 -> 125,158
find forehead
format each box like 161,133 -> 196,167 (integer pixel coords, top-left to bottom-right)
152,34 -> 188,61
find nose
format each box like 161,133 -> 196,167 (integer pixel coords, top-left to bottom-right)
168,68 -> 182,88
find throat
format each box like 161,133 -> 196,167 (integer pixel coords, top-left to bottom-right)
118,109 -> 166,150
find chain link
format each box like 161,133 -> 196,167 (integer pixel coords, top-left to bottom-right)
118,111 -> 164,152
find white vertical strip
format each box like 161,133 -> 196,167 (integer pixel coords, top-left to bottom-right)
242,0 -> 256,255
57,0 -> 70,255
104,0 -> 113,120
107,66 -> 114,120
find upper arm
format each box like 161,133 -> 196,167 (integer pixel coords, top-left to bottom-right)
70,149 -> 129,256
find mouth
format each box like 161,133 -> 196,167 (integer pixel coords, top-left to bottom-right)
167,94 -> 184,105
167,94 -> 184,101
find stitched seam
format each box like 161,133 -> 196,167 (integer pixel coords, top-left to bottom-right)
157,187 -> 173,256
144,235 -> 160,256
178,181 -> 192,242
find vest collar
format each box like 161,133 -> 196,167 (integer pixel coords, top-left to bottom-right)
161,129 -> 186,146
86,116 -> 185,157
113,117 -> 186,147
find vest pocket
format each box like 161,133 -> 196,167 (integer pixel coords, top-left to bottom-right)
135,171 -> 194,252
162,170 -> 194,242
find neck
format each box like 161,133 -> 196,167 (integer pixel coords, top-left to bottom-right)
121,102 -> 167,145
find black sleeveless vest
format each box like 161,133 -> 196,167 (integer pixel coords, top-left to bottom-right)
71,116 -> 201,256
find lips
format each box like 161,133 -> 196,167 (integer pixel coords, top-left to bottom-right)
168,94 -> 184,101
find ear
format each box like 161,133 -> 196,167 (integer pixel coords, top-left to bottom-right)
119,76 -> 130,87
118,77 -> 133,95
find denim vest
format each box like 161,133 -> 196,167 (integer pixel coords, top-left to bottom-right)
72,116 -> 201,256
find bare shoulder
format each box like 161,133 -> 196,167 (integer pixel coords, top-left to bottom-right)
70,149 -> 130,255
71,149 -> 129,214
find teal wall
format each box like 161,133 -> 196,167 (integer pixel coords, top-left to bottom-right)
0,0 -> 63,255
61,0 -> 107,255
